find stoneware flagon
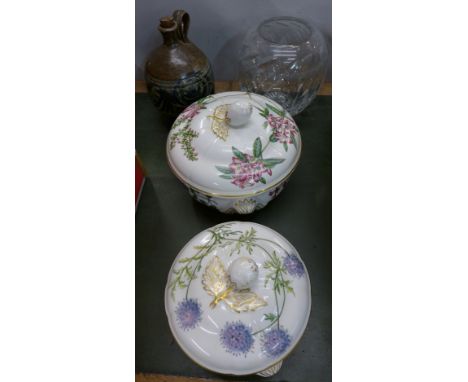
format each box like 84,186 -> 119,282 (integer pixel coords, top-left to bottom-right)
145,10 -> 214,115
166,91 -> 302,214
164,222 -> 311,376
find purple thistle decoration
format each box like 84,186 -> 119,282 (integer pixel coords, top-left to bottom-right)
175,298 -> 202,331
283,254 -> 305,278
219,321 -> 254,356
261,327 -> 291,357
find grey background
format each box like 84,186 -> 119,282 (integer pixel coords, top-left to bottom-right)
135,0 -> 332,82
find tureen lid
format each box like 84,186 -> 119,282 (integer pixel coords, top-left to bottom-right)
166,92 -> 301,197
164,222 -> 311,375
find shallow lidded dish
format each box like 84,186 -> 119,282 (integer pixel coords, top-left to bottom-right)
164,222 -> 311,376
166,91 -> 302,214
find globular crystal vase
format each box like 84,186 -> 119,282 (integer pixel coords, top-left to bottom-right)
239,17 -> 328,116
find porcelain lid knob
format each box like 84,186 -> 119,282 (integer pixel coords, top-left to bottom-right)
227,101 -> 252,127
228,256 -> 259,289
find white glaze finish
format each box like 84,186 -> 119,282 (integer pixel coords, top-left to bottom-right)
164,222 -> 311,376
186,178 -> 289,214
257,360 -> 283,377
167,91 -> 301,198
229,257 -> 259,290
226,101 -> 253,126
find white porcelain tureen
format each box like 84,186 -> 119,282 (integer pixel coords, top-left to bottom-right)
164,222 -> 311,376
166,92 -> 302,214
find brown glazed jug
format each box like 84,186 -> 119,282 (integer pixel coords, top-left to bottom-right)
145,10 -> 214,115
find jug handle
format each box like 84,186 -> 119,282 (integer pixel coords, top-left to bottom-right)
173,9 -> 190,43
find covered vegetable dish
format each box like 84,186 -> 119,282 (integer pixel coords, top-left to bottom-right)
166,91 -> 302,214
164,222 -> 311,376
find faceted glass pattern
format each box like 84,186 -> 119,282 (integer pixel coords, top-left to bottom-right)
239,17 -> 328,116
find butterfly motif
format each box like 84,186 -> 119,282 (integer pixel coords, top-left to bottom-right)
202,256 -> 267,313
209,104 -> 230,141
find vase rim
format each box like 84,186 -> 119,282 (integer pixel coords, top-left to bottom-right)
258,16 -> 312,45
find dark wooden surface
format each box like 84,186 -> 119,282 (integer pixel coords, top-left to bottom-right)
135,80 -> 332,96
135,92 -> 331,382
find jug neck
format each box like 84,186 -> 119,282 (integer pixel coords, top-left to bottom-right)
159,17 -> 180,46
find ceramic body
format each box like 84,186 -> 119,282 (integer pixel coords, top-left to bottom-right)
187,180 -> 288,214
145,10 -> 214,115
164,222 -> 311,376
166,92 -> 301,214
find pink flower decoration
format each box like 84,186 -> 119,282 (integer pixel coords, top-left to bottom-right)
267,115 -> 298,144
228,153 -> 272,189
180,102 -> 203,121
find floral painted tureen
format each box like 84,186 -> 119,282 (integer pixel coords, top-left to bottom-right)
166,91 -> 302,214
164,222 -> 311,376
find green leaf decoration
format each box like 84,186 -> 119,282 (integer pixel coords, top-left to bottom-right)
266,103 -> 285,117
259,177 -> 266,184
227,227 -> 257,256
216,166 -> 232,174
253,105 -> 264,113
259,107 -> 269,118
169,127 -> 199,160
269,134 -> 278,143
291,134 -> 298,150
197,95 -> 213,105
282,279 -> 295,295
178,257 -> 192,263
263,121 -> 268,128
264,313 -> 277,322
253,137 -> 262,158
232,146 -> 246,161
219,174 -> 233,179
263,158 -> 286,168
283,142 -> 288,152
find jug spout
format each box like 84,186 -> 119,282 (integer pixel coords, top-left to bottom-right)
158,16 -> 179,46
